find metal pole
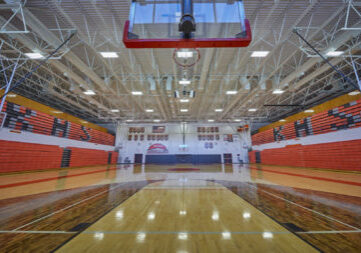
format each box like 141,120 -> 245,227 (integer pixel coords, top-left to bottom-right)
293,28 -> 360,91
0,60 -> 18,113
350,56 -> 361,90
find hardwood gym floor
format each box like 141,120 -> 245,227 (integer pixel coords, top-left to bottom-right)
0,164 -> 360,252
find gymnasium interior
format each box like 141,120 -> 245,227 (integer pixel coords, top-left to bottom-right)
0,0 -> 361,252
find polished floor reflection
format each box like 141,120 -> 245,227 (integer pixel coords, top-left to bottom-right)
0,164 -> 360,252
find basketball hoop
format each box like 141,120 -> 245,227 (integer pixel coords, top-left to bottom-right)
173,48 -> 201,68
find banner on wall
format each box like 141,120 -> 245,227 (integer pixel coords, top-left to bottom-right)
152,126 -> 165,133
147,143 -> 169,154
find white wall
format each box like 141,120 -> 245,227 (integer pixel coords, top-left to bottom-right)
0,128 -> 115,151
115,123 -> 251,163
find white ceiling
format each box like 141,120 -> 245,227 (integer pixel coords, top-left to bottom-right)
1,0 -> 361,129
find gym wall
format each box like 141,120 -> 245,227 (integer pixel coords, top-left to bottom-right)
249,95 -> 361,171
115,123 -> 251,164
0,97 -> 118,173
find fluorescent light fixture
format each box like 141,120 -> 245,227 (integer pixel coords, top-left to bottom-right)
208,119 -> 215,122
100,52 -> 119,58
251,51 -> 269,57
222,232 -> 231,240
272,89 -> 284,94
111,109 -> 119,112
234,119 -> 242,122
279,119 -> 286,122
177,51 -> 193,58
6,94 -> 17,98
180,99 -> 189,103
83,90 -> 95,95
180,109 -> 188,112
126,119 -> 133,122
248,108 -> 257,112
146,109 -> 154,112
179,80 -> 191,85
226,90 -> 237,95
25,53 -> 44,59
153,119 -> 160,122
131,91 -> 143,95
52,111 -> 63,114
304,109 -> 314,113
81,120 -> 88,124
326,51 -> 343,57
215,109 -> 223,112
348,90 -> 361,96
262,232 -> 273,239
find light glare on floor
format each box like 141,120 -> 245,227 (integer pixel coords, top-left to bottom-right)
178,232 -> 188,240
115,210 -> 123,220
212,211 -> 219,221
222,231 -> 231,240
136,232 -> 146,242
243,212 -> 251,219
94,232 -> 104,240
262,232 -> 273,239
147,212 -> 155,220
179,210 -> 187,215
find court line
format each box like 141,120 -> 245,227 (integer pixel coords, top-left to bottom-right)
12,184 -> 123,231
249,167 -> 361,187
1,230 -> 360,235
247,184 -> 361,230
0,167 -> 117,189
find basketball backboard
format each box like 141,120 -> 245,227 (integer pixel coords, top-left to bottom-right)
123,0 -> 252,48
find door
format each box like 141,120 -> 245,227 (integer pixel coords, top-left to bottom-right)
134,154 -> 143,164
223,153 -> 232,164
255,152 -> 261,163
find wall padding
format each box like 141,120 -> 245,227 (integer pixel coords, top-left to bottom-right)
249,140 -> 361,171
0,140 -> 119,173
0,140 -> 62,173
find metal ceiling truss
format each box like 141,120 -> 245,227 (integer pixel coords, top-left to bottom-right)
1,0 -> 361,130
